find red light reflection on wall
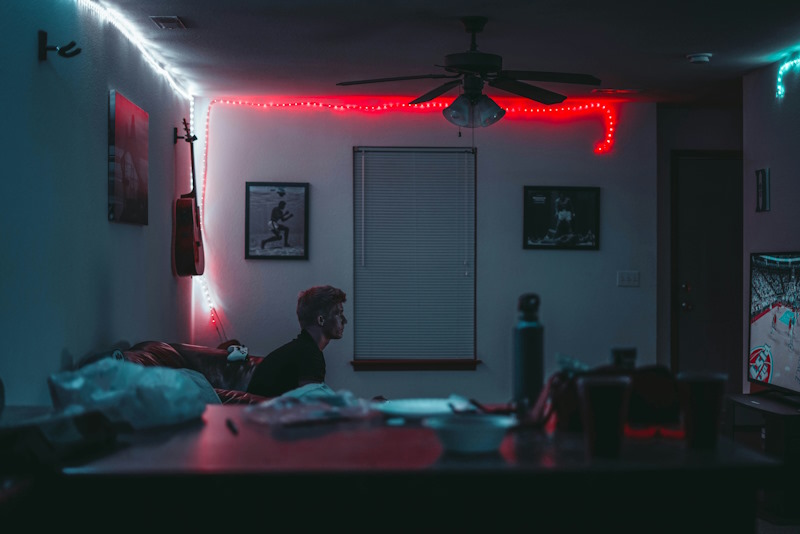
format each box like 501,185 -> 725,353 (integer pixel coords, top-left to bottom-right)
198,95 -> 618,245
203,96 -> 618,158
200,96 -> 617,213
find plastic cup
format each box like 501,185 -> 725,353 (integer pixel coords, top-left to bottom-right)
576,375 -> 632,458
676,371 -> 728,450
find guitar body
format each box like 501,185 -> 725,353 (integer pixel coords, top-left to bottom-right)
173,118 -> 205,277
174,194 -> 204,276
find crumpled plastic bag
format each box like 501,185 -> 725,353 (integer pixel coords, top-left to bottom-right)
47,357 -> 220,430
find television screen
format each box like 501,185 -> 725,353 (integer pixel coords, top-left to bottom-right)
748,252 -> 800,395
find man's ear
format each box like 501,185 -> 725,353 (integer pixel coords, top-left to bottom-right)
317,315 -> 325,327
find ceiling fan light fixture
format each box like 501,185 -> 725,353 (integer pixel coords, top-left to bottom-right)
473,94 -> 505,127
443,95 -> 472,127
443,94 -> 505,128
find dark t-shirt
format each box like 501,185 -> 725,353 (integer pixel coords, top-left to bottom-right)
246,329 -> 326,397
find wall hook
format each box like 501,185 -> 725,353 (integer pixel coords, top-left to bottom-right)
38,30 -> 81,61
174,126 -> 196,144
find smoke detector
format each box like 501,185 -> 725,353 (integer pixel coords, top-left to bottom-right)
686,53 -> 712,64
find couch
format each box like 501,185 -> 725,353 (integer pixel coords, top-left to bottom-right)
108,340 -> 270,405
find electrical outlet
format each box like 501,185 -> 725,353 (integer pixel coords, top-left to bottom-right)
617,270 -> 640,287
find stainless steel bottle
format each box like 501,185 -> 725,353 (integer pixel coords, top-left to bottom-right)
513,293 -> 544,418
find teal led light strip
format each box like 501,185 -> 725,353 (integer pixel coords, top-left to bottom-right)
777,55 -> 800,98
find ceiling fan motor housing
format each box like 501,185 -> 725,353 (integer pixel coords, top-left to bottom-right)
462,74 -> 486,101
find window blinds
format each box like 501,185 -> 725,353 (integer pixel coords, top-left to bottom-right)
353,147 -> 476,360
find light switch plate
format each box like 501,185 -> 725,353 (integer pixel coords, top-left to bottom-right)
617,270 -> 640,287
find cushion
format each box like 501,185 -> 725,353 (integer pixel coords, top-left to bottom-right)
125,341 -> 186,369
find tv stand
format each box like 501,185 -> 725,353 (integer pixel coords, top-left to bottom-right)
728,393 -> 800,524
733,390 -> 800,415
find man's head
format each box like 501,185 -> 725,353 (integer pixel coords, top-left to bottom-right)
297,285 -> 347,339
278,201 -> 286,209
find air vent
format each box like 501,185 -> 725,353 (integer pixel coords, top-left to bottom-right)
149,16 -> 186,30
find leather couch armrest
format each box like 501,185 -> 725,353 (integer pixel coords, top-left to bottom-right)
170,343 -> 263,392
124,341 -> 187,368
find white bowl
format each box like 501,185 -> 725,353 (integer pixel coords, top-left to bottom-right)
422,414 -> 516,454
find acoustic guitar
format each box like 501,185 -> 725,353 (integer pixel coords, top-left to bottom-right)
173,118 -> 205,276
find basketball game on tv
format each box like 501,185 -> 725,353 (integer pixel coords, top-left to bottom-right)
748,252 -> 800,395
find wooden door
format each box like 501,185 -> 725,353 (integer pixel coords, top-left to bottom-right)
671,150 -> 743,394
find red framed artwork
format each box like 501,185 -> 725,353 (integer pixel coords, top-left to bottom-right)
108,90 -> 149,225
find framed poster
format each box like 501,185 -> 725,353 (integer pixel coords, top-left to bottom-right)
108,90 -> 149,225
523,186 -> 600,250
245,182 -> 309,259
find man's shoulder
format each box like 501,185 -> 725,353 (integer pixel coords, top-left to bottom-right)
265,332 -> 314,357
266,339 -> 298,358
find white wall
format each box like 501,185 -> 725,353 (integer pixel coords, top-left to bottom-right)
0,2 -> 663,408
192,98 -> 658,403
742,60 -> 800,392
0,1 -> 191,405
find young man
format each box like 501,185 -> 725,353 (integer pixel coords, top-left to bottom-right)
246,285 -> 347,398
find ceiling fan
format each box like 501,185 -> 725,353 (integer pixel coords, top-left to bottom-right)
336,16 -> 601,128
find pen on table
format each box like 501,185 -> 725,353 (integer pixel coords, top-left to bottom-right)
226,417 -> 239,435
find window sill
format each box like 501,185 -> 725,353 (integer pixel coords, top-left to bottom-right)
350,359 -> 481,371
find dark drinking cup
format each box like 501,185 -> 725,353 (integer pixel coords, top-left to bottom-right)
676,371 -> 728,450
577,375 -> 632,459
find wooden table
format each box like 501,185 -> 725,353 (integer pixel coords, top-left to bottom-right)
4,404 -> 783,531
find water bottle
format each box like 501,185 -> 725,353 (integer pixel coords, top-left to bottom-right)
513,293 -> 544,418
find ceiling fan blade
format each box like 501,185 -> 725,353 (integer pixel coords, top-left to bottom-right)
488,78 -> 566,105
409,79 -> 463,105
499,71 -> 601,86
337,74 -> 459,86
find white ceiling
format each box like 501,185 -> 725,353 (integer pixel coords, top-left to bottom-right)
97,0 -> 800,106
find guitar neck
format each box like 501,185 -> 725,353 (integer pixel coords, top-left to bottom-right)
180,134 -> 199,200
189,141 -> 198,193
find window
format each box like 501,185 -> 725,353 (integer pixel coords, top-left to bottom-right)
352,147 -> 478,371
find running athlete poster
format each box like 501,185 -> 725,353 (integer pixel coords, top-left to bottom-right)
245,182 -> 309,260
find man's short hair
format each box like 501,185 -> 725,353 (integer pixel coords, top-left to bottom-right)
296,285 -> 347,328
